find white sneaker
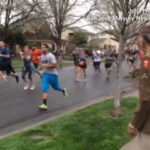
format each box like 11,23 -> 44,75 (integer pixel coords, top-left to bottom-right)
75,79 -> 79,82
30,85 -> 35,90
24,84 -> 29,90
3,75 -> 7,81
84,79 -> 87,82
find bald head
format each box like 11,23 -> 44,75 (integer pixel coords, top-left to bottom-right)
0,41 -> 5,49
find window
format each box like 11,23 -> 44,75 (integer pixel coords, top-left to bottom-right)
68,33 -> 74,36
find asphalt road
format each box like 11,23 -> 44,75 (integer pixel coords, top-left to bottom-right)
0,61 -> 136,132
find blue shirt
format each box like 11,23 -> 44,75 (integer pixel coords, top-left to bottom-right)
0,47 -> 11,65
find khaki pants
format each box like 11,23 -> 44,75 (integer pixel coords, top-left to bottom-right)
120,132 -> 150,150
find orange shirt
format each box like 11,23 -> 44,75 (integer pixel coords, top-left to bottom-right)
30,49 -> 42,64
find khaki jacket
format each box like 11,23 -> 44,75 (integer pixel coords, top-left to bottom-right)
131,53 -> 150,133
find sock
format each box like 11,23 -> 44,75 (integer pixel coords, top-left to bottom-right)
61,89 -> 65,93
43,99 -> 47,105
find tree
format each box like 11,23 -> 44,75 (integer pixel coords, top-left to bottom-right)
5,31 -> 27,47
74,31 -> 88,45
89,0 -> 150,116
34,0 -> 98,49
0,0 -> 39,40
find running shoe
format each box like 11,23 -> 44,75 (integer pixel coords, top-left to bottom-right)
39,104 -> 48,110
75,79 -> 79,82
15,76 -> 19,83
30,85 -> 35,90
24,84 -> 29,90
62,88 -> 68,98
3,75 -> 7,81
84,78 -> 87,82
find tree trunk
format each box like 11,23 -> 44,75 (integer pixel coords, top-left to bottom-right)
113,34 -> 125,117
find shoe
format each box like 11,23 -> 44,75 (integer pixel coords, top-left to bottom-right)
15,76 -> 19,83
84,79 -> 87,82
39,104 -> 48,110
62,88 -> 68,98
3,75 -> 7,81
75,79 -> 79,82
24,84 -> 29,90
30,85 -> 35,90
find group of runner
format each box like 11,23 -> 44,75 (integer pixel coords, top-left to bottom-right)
0,41 -> 68,110
72,46 -> 118,80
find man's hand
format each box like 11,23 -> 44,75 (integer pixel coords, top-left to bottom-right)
0,54 -> 2,57
128,123 -> 136,137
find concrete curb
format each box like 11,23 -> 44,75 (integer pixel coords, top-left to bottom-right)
0,87 -> 138,139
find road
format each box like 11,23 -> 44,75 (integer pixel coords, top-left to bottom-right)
0,61 -> 137,135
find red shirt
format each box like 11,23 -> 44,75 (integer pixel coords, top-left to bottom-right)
30,49 -> 42,64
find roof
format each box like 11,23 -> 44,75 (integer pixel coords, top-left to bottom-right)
88,38 -> 108,43
68,27 -> 95,35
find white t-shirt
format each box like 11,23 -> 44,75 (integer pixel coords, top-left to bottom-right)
93,50 -> 101,62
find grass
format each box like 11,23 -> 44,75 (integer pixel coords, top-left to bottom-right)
12,58 -> 73,70
0,97 -> 138,150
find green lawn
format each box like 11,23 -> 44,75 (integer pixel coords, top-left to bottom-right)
12,59 -> 73,70
0,97 -> 138,150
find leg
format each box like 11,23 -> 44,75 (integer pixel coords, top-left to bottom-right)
28,69 -> 35,90
22,70 -> 29,89
6,64 -> 19,83
39,73 -> 50,109
76,66 -> 81,81
83,68 -> 87,81
34,64 -> 42,79
50,74 -> 68,98
0,71 -> 3,81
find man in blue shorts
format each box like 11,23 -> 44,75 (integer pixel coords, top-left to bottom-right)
39,44 -> 68,110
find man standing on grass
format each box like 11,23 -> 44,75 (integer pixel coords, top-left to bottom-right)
39,44 -> 68,110
120,26 -> 150,150
0,41 -> 19,82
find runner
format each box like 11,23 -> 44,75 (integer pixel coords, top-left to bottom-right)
92,46 -> 101,73
20,46 -> 36,90
127,48 -> 136,73
56,48 -> 63,69
72,50 -> 79,70
104,47 -> 114,79
30,45 -> 42,79
39,44 -> 68,110
76,49 -> 89,82
0,41 -> 19,82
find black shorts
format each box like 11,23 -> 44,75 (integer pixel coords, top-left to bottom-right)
93,61 -> 100,67
33,64 -> 39,69
105,63 -> 112,69
0,64 -> 12,75
78,65 -> 87,69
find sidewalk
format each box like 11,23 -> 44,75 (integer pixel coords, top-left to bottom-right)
123,89 -> 139,97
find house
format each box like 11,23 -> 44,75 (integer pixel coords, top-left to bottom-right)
24,31 -> 67,51
61,27 -> 97,43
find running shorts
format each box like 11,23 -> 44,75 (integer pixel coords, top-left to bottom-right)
105,63 -> 112,69
78,64 -> 87,69
42,73 -> 61,92
93,61 -> 100,67
0,64 -> 12,75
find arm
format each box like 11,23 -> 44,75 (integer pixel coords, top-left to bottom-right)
0,49 -> 10,58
